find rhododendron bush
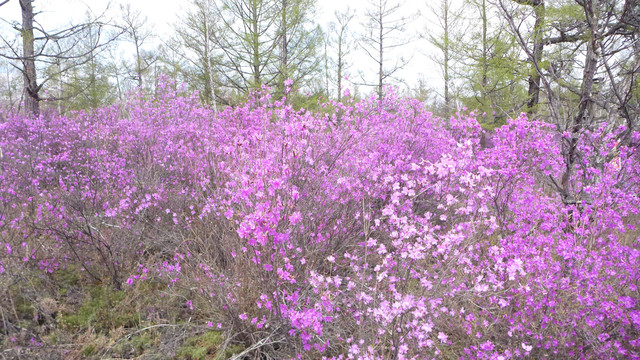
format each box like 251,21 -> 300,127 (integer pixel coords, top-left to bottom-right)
1,82 -> 639,359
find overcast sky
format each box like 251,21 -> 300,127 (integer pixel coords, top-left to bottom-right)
0,0 -> 455,98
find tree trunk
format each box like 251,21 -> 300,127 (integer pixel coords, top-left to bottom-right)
135,35 -> 143,88
480,0 -> 488,103
324,39 -> 329,98
527,1 -> 545,113
562,0 -> 599,203
378,7 -> 384,100
251,2 -> 261,87
444,0 -> 451,109
280,0 -> 289,97
204,18 -> 217,111
20,0 -> 39,116
337,37 -> 343,102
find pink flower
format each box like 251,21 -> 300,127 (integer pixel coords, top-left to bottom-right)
480,341 -> 494,351
438,332 -> 448,343
290,211 -> 302,225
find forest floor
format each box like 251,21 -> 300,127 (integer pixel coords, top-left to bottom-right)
1,267 -> 241,360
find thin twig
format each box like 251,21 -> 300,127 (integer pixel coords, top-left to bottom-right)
229,333 -> 283,360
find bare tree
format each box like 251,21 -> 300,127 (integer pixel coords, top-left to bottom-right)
120,4 -> 156,90
68,14 -> 122,110
360,0 -> 415,99
327,8 -> 355,102
0,58 -> 20,108
0,0 -> 121,115
19,0 -> 37,114
498,0 -> 639,204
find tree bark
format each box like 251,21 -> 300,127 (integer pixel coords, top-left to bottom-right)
280,0 -> 289,94
378,3 -> 384,100
561,0 -> 600,203
20,0 -> 39,115
527,1 -> 545,112
337,36 -> 343,102
134,34 -> 143,88
251,1 -> 261,87
444,0 -> 451,109
204,18 -> 217,111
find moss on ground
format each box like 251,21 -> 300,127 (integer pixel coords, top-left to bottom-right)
2,267 -> 244,359
177,331 -> 244,360
110,331 -> 156,358
59,285 -> 140,333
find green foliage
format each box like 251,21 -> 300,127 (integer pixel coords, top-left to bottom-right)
0,265 -> 233,358
61,59 -> 116,111
132,332 -> 155,354
82,343 -> 97,357
290,88 -> 326,112
111,332 -> 155,357
177,331 -> 227,360
546,1 -> 585,23
13,294 -> 35,320
53,265 -> 82,290
459,31 -> 528,127
59,285 -> 139,333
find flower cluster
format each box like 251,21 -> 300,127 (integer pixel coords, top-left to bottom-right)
0,81 -> 638,359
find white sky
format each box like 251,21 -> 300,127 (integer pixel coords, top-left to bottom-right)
0,0 -> 456,98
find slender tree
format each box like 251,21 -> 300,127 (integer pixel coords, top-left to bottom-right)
18,0 -> 37,114
174,0 -> 223,105
425,0 -> 462,111
504,0 -> 546,113
327,8 -> 355,102
453,0 -> 527,125
360,0 -> 414,99
0,0 -> 121,115
120,4 -> 156,90
205,0 -> 280,92
0,59 -> 20,108
63,15 -> 118,110
274,0 -> 323,96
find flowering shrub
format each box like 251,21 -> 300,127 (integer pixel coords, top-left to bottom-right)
0,81 -> 639,359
